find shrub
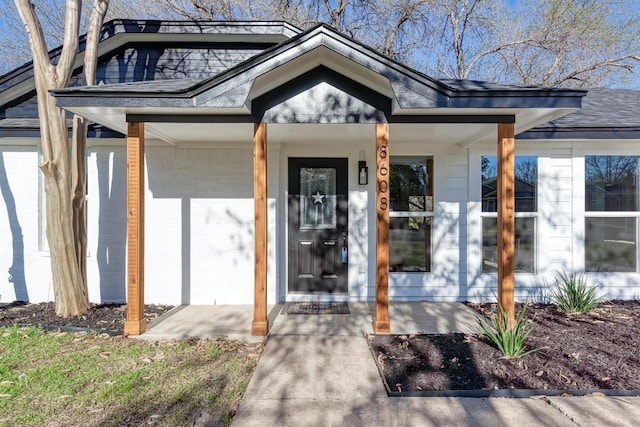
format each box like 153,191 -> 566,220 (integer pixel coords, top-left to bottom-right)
477,303 -> 538,358
550,270 -> 602,314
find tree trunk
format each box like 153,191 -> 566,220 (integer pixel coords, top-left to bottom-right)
40,82 -> 89,317
15,0 -> 108,317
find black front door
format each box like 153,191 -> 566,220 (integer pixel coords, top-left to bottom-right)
288,158 -> 348,293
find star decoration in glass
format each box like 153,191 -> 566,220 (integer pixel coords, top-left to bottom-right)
311,190 -> 326,205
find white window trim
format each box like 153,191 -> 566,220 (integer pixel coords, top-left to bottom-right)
478,154 -> 539,275
582,153 -> 640,273
388,155 -> 434,273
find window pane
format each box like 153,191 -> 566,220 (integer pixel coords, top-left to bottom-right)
585,217 -> 637,272
482,217 -> 536,273
585,156 -> 640,212
390,217 -> 431,272
482,156 -> 537,212
390,157 -> 433,212
300,167 -> 336,229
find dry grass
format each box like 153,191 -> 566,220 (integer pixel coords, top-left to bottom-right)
0,327 -> 262,426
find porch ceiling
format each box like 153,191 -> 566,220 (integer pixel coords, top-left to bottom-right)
61,107 -> 573,146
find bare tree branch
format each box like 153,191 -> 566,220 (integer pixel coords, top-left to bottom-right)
56,0 -> 81,85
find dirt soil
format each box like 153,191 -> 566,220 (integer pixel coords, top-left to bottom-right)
0,302 -> 173,334
370,301 -> 640,392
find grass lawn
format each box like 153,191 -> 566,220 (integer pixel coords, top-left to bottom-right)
0,327 -> 262,426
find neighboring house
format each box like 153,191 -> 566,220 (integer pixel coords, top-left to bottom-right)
1,20 -> 639,335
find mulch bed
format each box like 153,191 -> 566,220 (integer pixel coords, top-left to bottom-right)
0,302 -> 174,334
369,300 -> 640,394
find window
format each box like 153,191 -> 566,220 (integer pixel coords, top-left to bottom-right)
481,155 -> 537,273
585,155 -> 639,272
299,167 -> 337,229
389,156 -> 433,272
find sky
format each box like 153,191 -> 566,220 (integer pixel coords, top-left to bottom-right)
0,0 -> 639,88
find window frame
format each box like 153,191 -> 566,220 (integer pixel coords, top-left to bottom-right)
388,156 -> 434,273
583,154 -> 640,273
479,154 -> 539,275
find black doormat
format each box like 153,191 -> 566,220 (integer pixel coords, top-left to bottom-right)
282,302 -> 350,315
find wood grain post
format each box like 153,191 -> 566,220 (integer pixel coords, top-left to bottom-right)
252,122 -> 269,336
374,123 -> 391,334
124,122 -> 146,336
497,123 -> 515,328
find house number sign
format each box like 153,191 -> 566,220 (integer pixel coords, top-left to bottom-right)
378,143 -> 388,211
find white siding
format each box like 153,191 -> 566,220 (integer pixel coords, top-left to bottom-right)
2,134 -> 639,306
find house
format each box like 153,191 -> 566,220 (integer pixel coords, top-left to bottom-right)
1,20 -> 638,335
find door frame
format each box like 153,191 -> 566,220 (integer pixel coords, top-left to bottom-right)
285,156 -> 350,299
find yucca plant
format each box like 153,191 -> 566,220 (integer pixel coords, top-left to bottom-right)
477,303 -> 539,358
550,269 -> 602,314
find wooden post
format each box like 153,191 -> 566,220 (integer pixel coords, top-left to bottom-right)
124,122 -> 146,336
497,123 -> 515,327
252,122 -> 269,336
374,123 -> 391,334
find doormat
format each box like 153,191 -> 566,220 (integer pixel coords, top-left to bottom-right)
282,302 -> 350,315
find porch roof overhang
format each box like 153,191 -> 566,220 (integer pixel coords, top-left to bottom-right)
52,24 -> 586,146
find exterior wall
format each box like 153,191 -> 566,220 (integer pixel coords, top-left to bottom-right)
0,139 -> 280,306
386,140 -> 468,301
0,143 -> 53,302
1,134 -> 639,305
467,141 -> 577,302
86,141 -> 280,306
570,140 -> 640,300
467,139 -> 640,303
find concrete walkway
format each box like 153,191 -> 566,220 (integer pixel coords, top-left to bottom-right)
230,302 -> 640,427
138,303 -> 640,426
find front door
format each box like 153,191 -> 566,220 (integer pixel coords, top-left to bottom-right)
288,158 -> 348,293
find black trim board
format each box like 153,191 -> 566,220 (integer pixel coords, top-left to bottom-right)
126,114 -> 253,123
518,128 -> 640,140
389,115 -> 514,124
126,112 -> 515,125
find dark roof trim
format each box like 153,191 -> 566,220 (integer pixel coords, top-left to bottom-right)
126,114 -> 253,123
0,120 -> 122,138
390,115 -> 515,124
123,113 -> 515,124
518,127 -> 640,140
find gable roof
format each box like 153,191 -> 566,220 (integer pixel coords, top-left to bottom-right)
48,23 -> 586,145
53,23 -> 584,111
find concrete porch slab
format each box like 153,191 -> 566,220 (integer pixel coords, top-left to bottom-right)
135,304 -> 280,342
268,302 -> 481,336
137,301 -> 481,341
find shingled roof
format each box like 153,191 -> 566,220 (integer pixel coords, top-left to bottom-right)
520,87 -> 640,139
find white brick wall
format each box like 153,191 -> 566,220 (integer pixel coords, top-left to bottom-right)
1,135 -> 639,305
0,146 -> 54,302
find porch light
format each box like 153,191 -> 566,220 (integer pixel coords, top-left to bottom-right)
358,161 -> 368,185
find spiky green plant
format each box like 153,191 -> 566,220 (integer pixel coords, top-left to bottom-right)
551,269 -> 602,314
477,303 -> 539,358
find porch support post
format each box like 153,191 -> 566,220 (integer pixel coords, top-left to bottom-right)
124,122 -> 146,336
497,123 -> 515,327
374,123 -> 391,334
252,122 -> 269,336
